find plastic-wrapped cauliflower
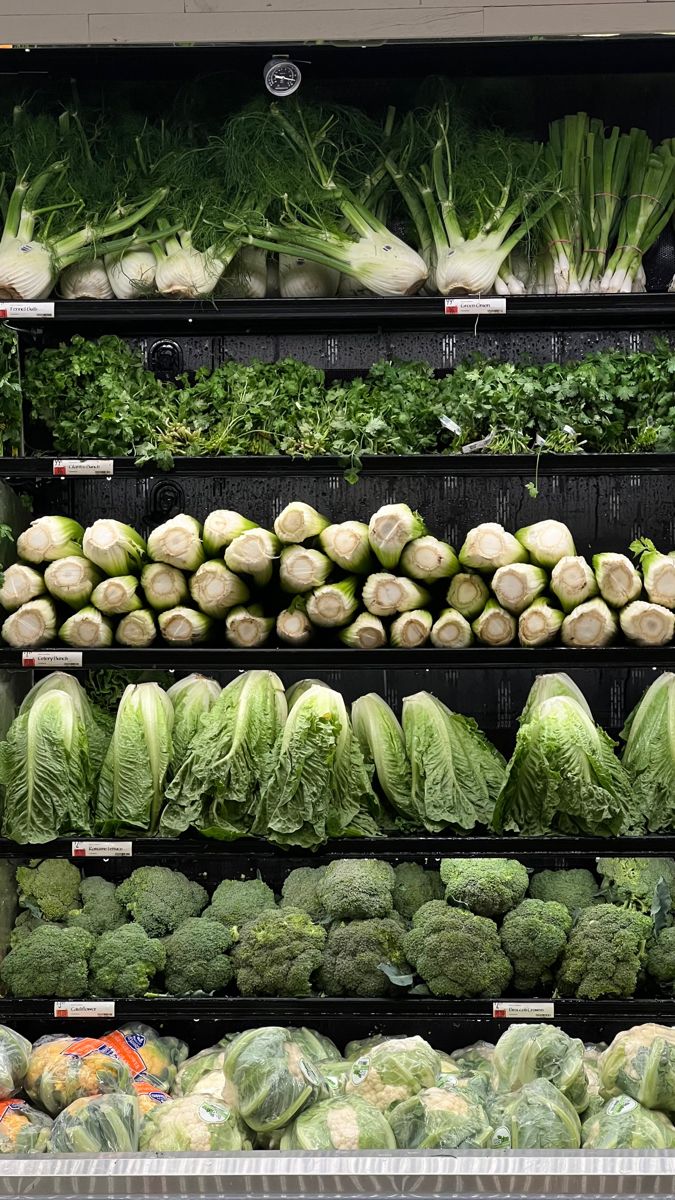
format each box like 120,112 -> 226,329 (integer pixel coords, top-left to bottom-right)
599,1023 -> 675,1111
24,1037 -> 133,1116
289,1028 -> 341,1063
106,1023 -> 188,1090
321,1060 -> 352,1096
0,1098 -> 52,1154
139,1094 -> 252,1151
133,1079 -> 171,1118
582,1095 -> 675,1148
344,1035 -> 400,1061
0,1026 -> 31,1098
346,1036 -> 441,1113
173,1046 -> 228,1097
223,1027 -> 327,1133
388,1087 -> 493,1149
489,1080 -> 582,1149
49,1093 -> 140,1153
493,1024 -> 589,1112
281,1094 -> 396,1150
449,1041 -> 496,1078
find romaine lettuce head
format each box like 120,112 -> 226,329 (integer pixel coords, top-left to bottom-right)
494,1024 -> 589,1112
223,1027 -> 327,1133
599,1023 -> 675,1111
520,673 -> 593,725
582,1095 -> 675,1148
281,1094 -> 396,1150
388,1086 -> 493,1149
96,683 -> 174,835
139,1093 -> 252,1151
345,1036 -> 441,1112
621,674 -> 675,833
489,1079 -> 581,1149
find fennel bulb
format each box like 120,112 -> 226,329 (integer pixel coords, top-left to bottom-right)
220,246 -> 267,299
279,255 -> 340,299
105,245 -> 157,299
0,238 -> 55,301
153,231 -> 226,299
58,259 -> 114,300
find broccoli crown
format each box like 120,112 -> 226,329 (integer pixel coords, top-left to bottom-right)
164,918 -> 235,996
439,858 -> 529,918
0,925 -> 94,998
500,898 -> 572,991
89,924 -> 166,997
232,906 -> 327,997
555,903 -> 652,1000
9,910 -> 52,949
529,869 -> 599,915
16,859 -> 81,922
280,867 -> 328,923
203,878 -> 277,931
67,876 -> 129,937
317,859 -> 395,921
647,928 -> 675,987
115,867 -> 208,937
392,863 -> 444,921
320,917 -> 410,997
596,857 -> 675,912
404,900 -> 512,998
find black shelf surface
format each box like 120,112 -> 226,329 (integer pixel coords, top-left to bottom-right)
0,997 -> 673,1023
8,294 -> 675,333
4,646 -> 675,669
3,453 -> 675,480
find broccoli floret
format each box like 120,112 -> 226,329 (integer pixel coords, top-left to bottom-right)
203,878 -> 277,930
392,862 -> 444,920
320,917 -> 411,997
232,906 -> 327,997
280,867 -> 328,922
596,857 -> 675,912
16,859 -> 81,922
116,867 -> 208,937
500,898 -> 572,991
89,924 -> 166,997
67,876 -> 129,937
529,868 -> 600,915
164,917 -> 235,996
555,903 -> 651,999
317,859 -> 395,921
647,927 -> 675,989
9,911 -> 52,949
439,857 -> 528,918
404,900 -> 512,998
0,925 -> 94,997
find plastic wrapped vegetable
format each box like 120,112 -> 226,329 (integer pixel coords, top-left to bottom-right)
449,1041 -> 496,1077
24,1036 -> 133,1116
489,1080 -> 581,1149
289,1028 -> 341,1063
139,1094 -> 252,1151
49,1092 -> 140,1153
223,1027 -> 327,1133
321,1060 -> 352,1096
106,1024 -> 189,1091
599,1023 -> 675,1111
281,1094 -> 396,1149
346,1036 -> 441,1112
0,1098 -> 52,1154
0,1026 -> 31,1098
582,1095 -> 675,1148
133,1079 -> 171,1118
173,1046 -> 228,1097
388,1087 -> 493,1149
493,1024 -> 589,1112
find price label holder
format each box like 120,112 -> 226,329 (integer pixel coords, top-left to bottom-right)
22,651 -> 83,668
72,841 -> 132,858
493,1001 -> 555,1019
444,298 -> 506,316
53,459 -> 114,477
54,1001 -> 115,1019
0,302 -> 54,319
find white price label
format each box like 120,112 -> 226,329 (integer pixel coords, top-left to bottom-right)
444,298 -> 506,316
0,302 -> 54,319
54,1001 -> 115,1018
53,459 -> 114,477
462,431 -> 496,455
22,651 -> 82,668
493,1001 -> 555,1019
72,841 -> 132,858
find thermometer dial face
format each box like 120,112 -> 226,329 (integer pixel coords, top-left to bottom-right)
264,60 -> 302,96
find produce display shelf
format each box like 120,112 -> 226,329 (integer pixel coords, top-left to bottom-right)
4,646 -> 675,670
4,453 -> 675,480
6,294 -> 675,333
4,1149 -> 675,1199
1,996 -> 673,1023
3,834 -> 675,861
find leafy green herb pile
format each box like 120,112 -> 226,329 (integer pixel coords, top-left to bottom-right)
0,668 -> 671,846
2,853 -> 674,1002
20,334 -> 675,467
